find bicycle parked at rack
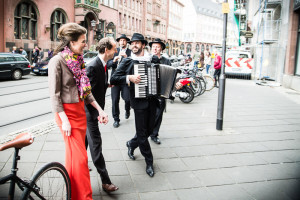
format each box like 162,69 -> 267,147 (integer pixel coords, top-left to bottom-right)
0,132 -> 71,200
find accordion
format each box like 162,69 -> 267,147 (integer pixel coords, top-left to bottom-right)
133,62 -> 178,99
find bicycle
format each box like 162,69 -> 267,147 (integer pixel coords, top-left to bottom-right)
0,132 -> 71,199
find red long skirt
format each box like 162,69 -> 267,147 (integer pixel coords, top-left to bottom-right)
55,100 -> 93,200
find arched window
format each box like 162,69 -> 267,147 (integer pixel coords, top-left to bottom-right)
50,10 -> 67,41
201,44 -> 205,52
187,44 -> 192,53
195,44 -> 200,52
14,2 -> 38,40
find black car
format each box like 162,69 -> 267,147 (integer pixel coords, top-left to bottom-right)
32,57 -> 51,75
0,53 -> 31,80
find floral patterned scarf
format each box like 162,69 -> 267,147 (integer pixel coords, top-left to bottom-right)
61,46 -> 91,100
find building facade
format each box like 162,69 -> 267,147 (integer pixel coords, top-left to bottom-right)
0,0 -> 119,58
182,0 -> 239,58
117,0 -> 144,39
144,0 -> 168,43
283,0 -> 300,91
167,0 -> 184,56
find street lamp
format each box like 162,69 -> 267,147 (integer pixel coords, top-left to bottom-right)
91,20 -> 96,29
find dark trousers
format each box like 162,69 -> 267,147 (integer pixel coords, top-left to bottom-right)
85,112 -> 111,184
128,99 -> 157,166
214,69 -> 221,85
111,85 -> 130,122
150,98 -> 166,138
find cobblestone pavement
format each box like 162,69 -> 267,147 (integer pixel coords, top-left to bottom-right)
0,79 -> 300,200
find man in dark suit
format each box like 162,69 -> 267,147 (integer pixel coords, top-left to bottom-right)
85,37 -> 119,192
149,38 -> 172,145
107,34 -> 132,128
110,33 -> 159,177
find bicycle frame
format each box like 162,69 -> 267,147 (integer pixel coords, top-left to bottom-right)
0,148 -> 45,200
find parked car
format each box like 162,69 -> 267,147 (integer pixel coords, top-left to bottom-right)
0,53 -> 31,80
170,55 -> 180,68
83,51 -> 98,65
225,51 -> 253,79
32,57 -> 51,75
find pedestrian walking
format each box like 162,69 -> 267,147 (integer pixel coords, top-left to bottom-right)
48,23 -> 108,200
19,47 -> 27,58
107,34 -> 131,128
213,49 -> 222,88
204,50 -> 212,74
110,33 -> 159,177
85,37 -> 119,193
149,38 -> 171,145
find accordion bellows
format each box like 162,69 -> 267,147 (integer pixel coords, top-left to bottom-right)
134,63 -> 178,99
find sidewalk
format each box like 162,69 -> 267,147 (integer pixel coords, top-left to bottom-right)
1,79 -> 300,200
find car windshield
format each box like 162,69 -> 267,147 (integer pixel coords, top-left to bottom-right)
84,52 -> 97,58
227,52 -> 249,58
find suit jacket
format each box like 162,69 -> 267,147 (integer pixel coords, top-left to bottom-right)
110,57 -> 160,110
107,47 -> 131,77
85,56 -> 108,119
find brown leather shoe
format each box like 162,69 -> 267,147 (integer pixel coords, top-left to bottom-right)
102,183 -> 119,193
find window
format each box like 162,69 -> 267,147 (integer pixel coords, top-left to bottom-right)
195,44 -> 200,52
50,10 -> 67,41
147,2 -> 152,13
123,14 -> 126,28
147,20 -> 151,31
119,13 -> 122,27
14,56 -> 27,61
132,17 -> 135,30
187,44 -> 192,53
14,2 -> 38,40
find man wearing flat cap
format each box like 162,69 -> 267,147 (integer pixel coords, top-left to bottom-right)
110,33 -> 159,177
107,34 -> 132,128
149,38 -> 171,145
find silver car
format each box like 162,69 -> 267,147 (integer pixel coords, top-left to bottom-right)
83,51 -> 98,65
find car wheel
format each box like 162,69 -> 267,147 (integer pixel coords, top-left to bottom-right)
12,69 -> 22,80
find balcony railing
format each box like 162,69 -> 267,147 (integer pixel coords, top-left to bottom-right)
76,0 -> 99,8
258,19 -> 281,43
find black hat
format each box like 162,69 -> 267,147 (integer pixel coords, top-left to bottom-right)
128,33 -> 148,45
116,34 -> 130,42
149,38 -> 166,50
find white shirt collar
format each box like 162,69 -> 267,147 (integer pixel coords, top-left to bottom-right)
98,54 -> 106,66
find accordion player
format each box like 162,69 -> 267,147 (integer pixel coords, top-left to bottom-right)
134,62 -> 178,99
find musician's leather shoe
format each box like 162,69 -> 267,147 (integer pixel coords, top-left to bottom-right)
151,137 -> 161,145
146,165 -> 154,177
113,121 -> 120,128
102,183 -> 119,193
125,111 -> 130,119
126,141 -> 135,160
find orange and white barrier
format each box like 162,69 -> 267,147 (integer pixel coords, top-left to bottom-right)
225,58 -> 254,69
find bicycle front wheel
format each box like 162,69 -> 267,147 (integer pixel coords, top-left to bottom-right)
203,75 -> 215,91
22,162 -> 71,200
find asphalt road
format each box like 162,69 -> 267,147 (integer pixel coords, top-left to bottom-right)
0,74 -> 52,136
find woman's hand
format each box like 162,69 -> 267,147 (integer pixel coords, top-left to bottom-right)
97,110 -> 108,125
58,111 -> 72,136
61,120 -> 72,136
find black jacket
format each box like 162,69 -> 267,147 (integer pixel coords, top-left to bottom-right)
158,56 -> 172,66
107,47 -> 131,77
85,56 -> 108,119
110,57 -> 160,110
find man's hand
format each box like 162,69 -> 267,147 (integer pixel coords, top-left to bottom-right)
175,82 -> 183,90
113,55 -> 121,63
119,51 -> 127,58
97,110 -> 108,125
129,75 -> 141,84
